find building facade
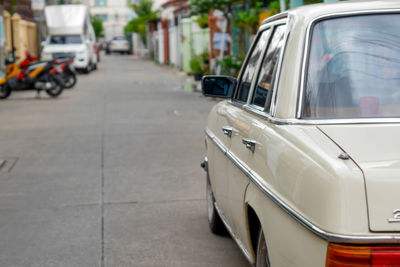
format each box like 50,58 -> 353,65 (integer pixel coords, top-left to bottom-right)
89,0 -> 135,41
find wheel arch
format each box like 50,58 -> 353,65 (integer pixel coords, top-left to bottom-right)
245,183 -> 272,264
246,203 -> 261,258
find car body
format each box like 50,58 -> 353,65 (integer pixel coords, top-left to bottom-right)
202,1 -> 400,266
108,36 -> 130,54
42,35 -> 98,72
42,5 -> 98,73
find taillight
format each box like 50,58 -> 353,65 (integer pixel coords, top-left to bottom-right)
326,243 -> 400,267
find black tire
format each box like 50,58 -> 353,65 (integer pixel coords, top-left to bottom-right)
83,63 -> 91,74
256,228 -> 271,267
46,76 -> 64,97
63,72 -> 77,89
207,177 -> 226,235
0,83 -> 12,99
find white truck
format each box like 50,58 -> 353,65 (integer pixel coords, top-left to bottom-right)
42,5 -> 98,73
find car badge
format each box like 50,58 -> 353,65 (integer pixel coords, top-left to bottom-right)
388,209 -> 400,223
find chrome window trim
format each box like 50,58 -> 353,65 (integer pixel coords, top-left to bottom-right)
262,12 -> 289,26
296,9 -> 400,122
229,100 -> 400,125
248,18 -> 288,108
205,127 -> 400,243
269,15 -> 293,116
234,24 -> 271,102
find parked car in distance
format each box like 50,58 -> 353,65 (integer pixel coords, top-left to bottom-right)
108,36 -> 130,54
202,1 -> 400,266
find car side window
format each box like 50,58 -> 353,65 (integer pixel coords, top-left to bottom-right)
252,24 -> 286,110
235,29 -> 271,102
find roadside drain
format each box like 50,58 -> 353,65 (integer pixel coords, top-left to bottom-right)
0,157 -> 18,173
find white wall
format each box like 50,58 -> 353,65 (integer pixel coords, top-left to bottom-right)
157,22 -> 164,64
168,26 -> 178,66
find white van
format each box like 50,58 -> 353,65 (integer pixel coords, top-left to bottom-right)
42,5 -> 98,73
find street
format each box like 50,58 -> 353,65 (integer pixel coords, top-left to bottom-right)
0,54 -> 249,267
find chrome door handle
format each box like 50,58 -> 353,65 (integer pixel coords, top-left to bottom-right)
242,138 -> 256,152
222,126 -> 233,138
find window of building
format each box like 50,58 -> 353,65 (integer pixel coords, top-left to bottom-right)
95,0 -> 107,7
95,14 -> 108,22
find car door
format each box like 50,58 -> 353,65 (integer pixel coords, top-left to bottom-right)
211,28 -> 272,221
226,22 -> 288,251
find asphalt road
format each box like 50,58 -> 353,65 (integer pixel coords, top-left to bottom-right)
0,54 -> 249,267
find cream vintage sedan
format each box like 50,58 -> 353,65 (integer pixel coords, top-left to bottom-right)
201,1 -> 400,266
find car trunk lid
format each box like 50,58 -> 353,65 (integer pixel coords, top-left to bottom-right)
319,124 -> 400,232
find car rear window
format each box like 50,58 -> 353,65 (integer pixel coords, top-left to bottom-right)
303,14 -> 400,119
50,35 -> 83,44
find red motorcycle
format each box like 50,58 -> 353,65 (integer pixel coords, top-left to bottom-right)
51,57 -> 77,89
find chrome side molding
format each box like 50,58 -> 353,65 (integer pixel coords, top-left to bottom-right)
205,127 -> 400,244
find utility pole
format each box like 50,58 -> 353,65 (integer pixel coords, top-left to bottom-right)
32,0 -> 45,58
279,0 -> 286,11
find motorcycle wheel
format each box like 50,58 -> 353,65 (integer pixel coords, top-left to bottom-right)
0,83 -> 12,99
63,72 -> 77,89
46,76 -> 64,97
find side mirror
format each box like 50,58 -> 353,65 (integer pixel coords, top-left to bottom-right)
202,75 -> 236,99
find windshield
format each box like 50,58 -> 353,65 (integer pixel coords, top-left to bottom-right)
303,14 -> 400,119
50,35 -> 83,44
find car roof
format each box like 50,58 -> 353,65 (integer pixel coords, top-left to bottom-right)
263,0 -> 400,26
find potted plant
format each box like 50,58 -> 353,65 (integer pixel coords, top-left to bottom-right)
190,54 -> 204,81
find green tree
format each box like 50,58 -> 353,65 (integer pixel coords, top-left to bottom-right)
188,0 -> 237,20
233,1 -> 264,35
125,0 -> 158,44
91,16 -> 104,38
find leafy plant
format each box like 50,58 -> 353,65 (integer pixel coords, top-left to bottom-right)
200,51 -> 210,75
218,55 -> 244,77
125,0 -> 158,44
195,14 -> 209,29
188,0 -> 236,18
268,0 -> 281,15
190,54 -> 203,73
91,16 -> 104,38
233,1 -> 263,34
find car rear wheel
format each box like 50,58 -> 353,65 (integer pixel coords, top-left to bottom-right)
256,228 -> 271,267
207,177 -> 226,235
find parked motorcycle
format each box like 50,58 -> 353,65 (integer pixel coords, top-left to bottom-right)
52,57 -> 77,89
17,52 -> 76,89
0,54 -> 64,99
